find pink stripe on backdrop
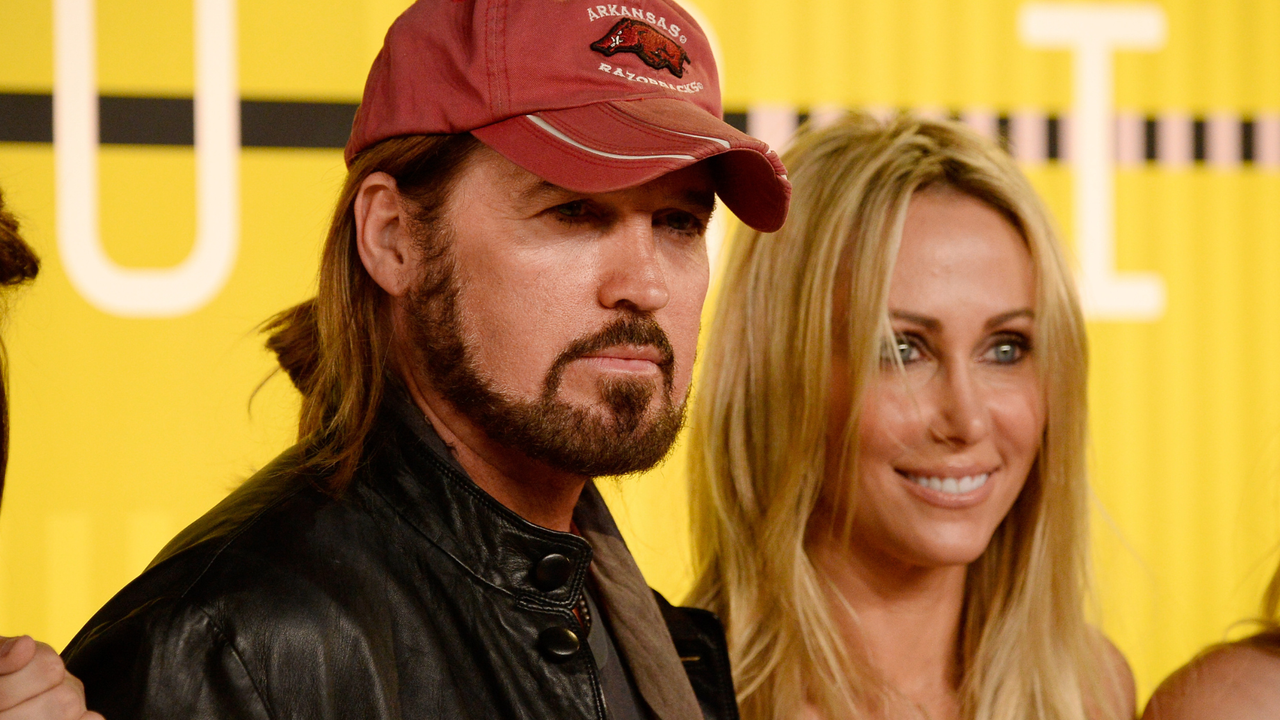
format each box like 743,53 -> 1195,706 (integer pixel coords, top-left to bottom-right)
1115,113 -> 1144,167
1207,113 -> 1240,168
1158,113 -> 1193,168
914,106 -> 948,122
807,105 -> 848,131
1256,114 -> 1280,169
1010,111 -> 1046,165
746,105 -> 799,153
961,108 -> 997,140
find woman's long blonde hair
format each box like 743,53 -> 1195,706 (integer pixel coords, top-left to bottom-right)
687,113 -> 1110,719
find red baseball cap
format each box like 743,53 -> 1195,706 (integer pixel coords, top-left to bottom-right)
347,0 -> 790,232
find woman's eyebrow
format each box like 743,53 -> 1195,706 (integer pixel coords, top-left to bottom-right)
984,308 -> 1034,329
889,308 -> 1034,331
889,310 -> 940,331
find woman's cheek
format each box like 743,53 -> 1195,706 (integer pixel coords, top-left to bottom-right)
989,386 -> 1046,460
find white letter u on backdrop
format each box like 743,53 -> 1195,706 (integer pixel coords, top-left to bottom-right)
55,0 -> 239,318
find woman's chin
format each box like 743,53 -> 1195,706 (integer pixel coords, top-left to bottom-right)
884,529 -> 1000,570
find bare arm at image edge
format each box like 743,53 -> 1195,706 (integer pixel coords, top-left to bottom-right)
1143,644 -> 1280,720
0,636 -> 103,720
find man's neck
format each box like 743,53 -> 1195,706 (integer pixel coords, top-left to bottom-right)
396,366 -> 588,532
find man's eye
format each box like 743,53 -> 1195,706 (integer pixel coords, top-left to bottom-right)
553,201 -> 589,220
662,211 -> 703,234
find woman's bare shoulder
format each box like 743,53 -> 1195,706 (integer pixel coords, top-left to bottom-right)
1091,631 -> 1137,719
1143,643 -> 1280,720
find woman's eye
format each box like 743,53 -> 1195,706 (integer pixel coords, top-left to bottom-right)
986,339 -> 1027,364
882,336 -> 922,365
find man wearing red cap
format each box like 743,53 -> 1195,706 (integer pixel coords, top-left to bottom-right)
61,1 -> 788,719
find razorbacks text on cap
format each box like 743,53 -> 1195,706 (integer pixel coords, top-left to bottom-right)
590,18 -> 691,78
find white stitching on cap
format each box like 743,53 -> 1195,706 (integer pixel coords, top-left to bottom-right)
651,127 -> 731,149
527,115 -> 697,161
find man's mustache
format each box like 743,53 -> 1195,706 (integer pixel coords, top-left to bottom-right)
544,314 -> 676,395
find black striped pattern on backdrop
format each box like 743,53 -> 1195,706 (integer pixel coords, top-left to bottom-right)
0,92 -> 358,148
1,92 -> 1276,166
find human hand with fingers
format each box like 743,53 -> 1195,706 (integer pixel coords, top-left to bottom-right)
0,636 -> 103,720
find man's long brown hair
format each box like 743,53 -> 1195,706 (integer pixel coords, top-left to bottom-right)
0,191 -> 41,507
263,133 -> 479,493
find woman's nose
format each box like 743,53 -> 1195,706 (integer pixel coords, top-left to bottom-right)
928,363 -> 990,447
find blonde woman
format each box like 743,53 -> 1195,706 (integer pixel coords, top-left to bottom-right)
687,114 -> 1134,719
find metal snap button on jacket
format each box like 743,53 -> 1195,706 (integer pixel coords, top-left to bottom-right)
538,626 -> 581,662
532,553 -> 573,591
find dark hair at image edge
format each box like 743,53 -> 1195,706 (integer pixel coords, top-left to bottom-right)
263,133 -> 481,493
0,190 -> 41,508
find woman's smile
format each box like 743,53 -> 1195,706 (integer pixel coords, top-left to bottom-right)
897,467 -> 997,508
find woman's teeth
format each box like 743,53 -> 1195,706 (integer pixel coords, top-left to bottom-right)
907,473 -> 990,495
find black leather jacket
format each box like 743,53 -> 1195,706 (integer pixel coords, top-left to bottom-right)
63,396 -> 738,720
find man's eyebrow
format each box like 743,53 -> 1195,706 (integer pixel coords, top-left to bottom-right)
517,179 -> 573,205
681,189 -> 717,214
889,310 -> 940,331
985,308 -> 1034,329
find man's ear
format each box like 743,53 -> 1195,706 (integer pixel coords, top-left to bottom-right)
355,171 -> 417,298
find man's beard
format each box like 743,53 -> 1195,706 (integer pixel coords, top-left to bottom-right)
404,248 -> 687,478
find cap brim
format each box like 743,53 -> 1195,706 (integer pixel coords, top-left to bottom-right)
471,98 -> 791,233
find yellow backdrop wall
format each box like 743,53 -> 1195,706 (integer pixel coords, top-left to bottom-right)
1,0 -> 1279,705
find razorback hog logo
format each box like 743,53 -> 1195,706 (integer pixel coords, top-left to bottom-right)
590,18 -> 691,78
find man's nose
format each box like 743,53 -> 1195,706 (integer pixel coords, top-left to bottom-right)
928,362 -> 990,447
596,218 -> 670,312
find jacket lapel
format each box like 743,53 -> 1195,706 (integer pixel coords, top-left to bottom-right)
575,481 -> 704,720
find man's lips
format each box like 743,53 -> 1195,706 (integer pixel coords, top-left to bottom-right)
580,344 -> 665,363
577,344 -> 666,371
544,316 -> 675,393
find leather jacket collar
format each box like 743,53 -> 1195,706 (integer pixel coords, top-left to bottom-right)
369,392 -> 595,609
373,389 -> 705,719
